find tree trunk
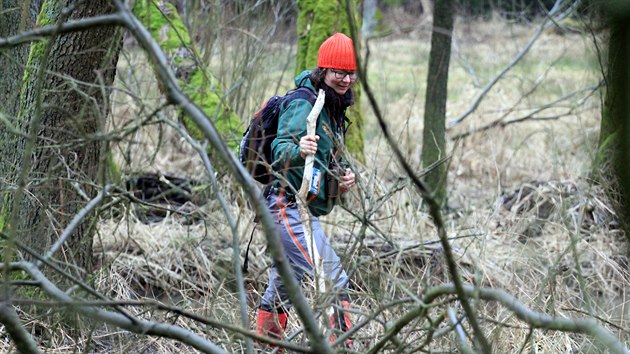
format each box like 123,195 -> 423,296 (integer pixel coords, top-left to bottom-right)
0,1 -> 38,120
296,0 -> 365,163
361,0 -> 377,37
602,2 -> 630,241
421,0 -> 454,208
132,0 -> 242,150
3,0 -> 122,275
0,1 -> 42,228
0,1 -> 25,229
595,1 -> 628,168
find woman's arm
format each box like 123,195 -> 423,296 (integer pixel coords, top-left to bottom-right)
271,99 -> 313,169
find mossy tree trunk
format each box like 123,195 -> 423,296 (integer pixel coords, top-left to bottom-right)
0,1 -> 40,121
0,1 -> 23,230
601,2 -> 630,240
0,1 -> 41,229
296,0 -> 365,163
421,0 -> 454,208
594,2 -> 628,172
1,0 -> 122,275
132,0 -> 242,150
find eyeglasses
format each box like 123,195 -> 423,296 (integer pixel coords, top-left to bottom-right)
331,69 -> 357,81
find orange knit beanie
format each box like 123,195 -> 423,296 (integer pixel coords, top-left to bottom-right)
317,33 -> 357,71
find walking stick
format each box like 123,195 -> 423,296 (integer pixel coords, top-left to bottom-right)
296,89 -> 330,320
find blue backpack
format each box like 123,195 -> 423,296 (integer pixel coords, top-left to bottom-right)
238,87 -> 317,184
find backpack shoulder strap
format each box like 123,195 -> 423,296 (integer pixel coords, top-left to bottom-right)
283,86 -> 317,107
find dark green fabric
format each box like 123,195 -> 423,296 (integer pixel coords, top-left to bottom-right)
271,70 -> 346,216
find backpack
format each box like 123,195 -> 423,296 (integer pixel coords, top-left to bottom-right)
238,87 -> 317,184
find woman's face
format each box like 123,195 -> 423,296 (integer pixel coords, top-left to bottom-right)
323,69 -> 357,95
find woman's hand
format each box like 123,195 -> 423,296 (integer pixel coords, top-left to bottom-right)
299,135 -> 319,158
340,168 -> 355,193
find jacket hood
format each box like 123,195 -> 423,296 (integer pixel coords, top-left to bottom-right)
295,70 -> 315,91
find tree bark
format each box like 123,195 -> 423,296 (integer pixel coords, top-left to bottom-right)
0,1 -> 42,227
421,0 -> 454,208
3,0 -> 122,275
0,1 -> 33,120
296,0 -> 365,163
602,2 -> 630,240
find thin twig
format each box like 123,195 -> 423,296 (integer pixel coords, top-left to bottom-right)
351,22 -> 492,354
0,231 -> 139,322
451,82 -> 602,140
160,115 -> 253,353
447,0 -> 580,128
39,184 -> 114,266
372,284 -> 629,354
0,14 -> 125,49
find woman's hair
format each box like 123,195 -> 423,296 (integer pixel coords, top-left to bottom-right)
309,67 -> 354,120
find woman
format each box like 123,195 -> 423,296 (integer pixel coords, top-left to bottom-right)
255,32 -> 358,349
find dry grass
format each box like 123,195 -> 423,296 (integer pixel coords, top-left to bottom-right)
3,15 -> 626,354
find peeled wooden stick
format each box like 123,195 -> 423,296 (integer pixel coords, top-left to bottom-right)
298,89 -> 326,198
297,89 -> 328,307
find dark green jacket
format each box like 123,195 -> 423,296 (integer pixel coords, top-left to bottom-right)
271,70 -> 348,216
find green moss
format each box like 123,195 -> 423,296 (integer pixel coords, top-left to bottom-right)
20,32 -> 45,96
373,9 -> 386,33
0,3 -> 53,237
20,1 -> 52,111
295,0 -> 364,162
0,210 -> 5,232
594,131 -> 618,169
182,68 -> 243,150
133,0 -> 192,53
134,0 -> 242,152
296,0 -> 316,72
345,105 -> 365,163
36,0 -> 61,27
296,0 -> 361,73
105,150 -> 121,184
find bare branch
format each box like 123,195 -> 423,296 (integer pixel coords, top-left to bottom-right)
447,0 -> 581,128
0,301 -> 42,354
451,82 -> 602,140
370,284 -> 629,354
356,23 -> 490,354
159,114 -> 253,353
11,261 -> 229,354
1,231 -> 140,323
113,2 -> 333,352
9,297 -> 314,353
448,307 -> 475,354
38,184 -> 114,266
0,14 -> 124,49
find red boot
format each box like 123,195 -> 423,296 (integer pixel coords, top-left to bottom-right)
329,299 -> 353,349
256,309 -> 288,351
